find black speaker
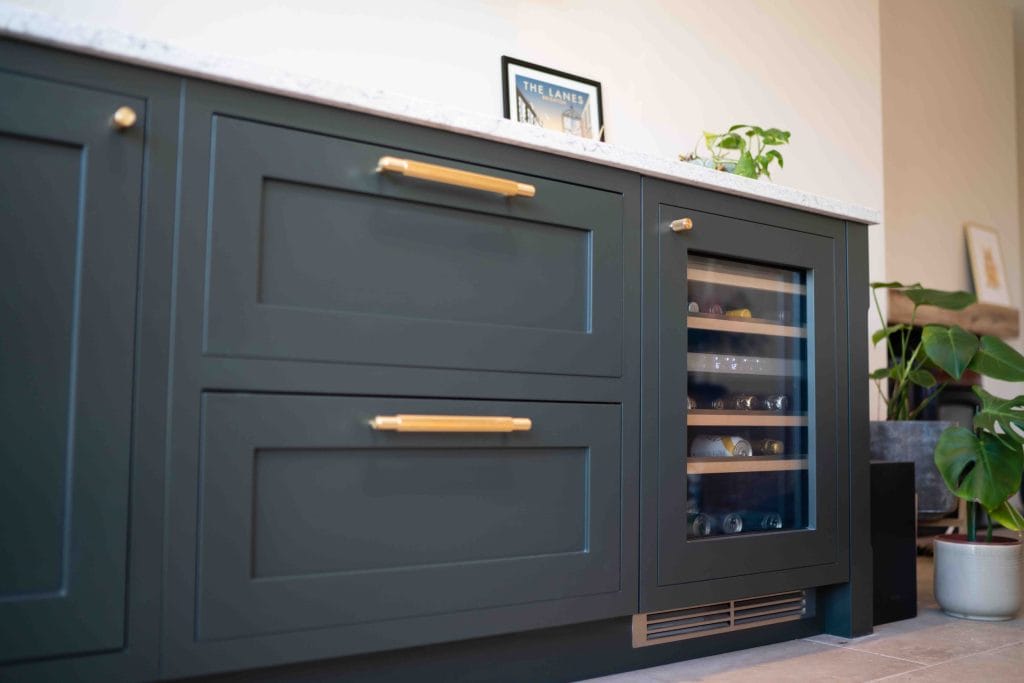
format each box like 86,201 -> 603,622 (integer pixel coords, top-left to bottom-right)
871,460 -> 918,625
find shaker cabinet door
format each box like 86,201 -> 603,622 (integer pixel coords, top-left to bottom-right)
200,115 -> 623,378
0,72 -> 144,661
642,180 -> 849,610
161,392 -> 631,676
193,393 -> 625,643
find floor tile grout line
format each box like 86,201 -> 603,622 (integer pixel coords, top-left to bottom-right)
986,638 -> 1024,654
801,638 -> 926,665
865,636 -> 1024,680
843,648 -> 931,665
604,632 -> 1024,682
868,666 -> 926,682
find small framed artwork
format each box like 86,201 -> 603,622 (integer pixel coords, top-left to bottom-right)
502,57 -> 604,141
964,222 -> 1012,305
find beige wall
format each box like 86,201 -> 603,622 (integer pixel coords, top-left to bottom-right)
881,0 -> 1021,400
1014,4 -> 1024,400
1018,6 -> 1024,315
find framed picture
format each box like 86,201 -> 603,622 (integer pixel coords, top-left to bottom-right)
964,222 -> 1012,305
502,57 -> 604,141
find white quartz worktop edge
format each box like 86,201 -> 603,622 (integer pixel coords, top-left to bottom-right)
0,3 -> 879,224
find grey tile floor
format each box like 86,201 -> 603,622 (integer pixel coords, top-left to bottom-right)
581,553 -> 1024,682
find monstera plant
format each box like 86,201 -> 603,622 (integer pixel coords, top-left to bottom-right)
932,370 -> 1024,620
934,382 -> 1024,536
870,282 -> 1024,620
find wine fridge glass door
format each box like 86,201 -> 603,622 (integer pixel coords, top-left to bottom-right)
685,254 -> 810,541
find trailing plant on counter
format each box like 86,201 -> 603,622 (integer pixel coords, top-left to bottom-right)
680,124 -> 790,179
869,281 -> 1024,540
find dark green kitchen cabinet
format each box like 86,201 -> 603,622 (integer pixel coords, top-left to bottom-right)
0,69 -> 143,663
0,39 -> 179,682
640,178 -> 860,619
0,33 -> 871,683
158,79 -> 641,679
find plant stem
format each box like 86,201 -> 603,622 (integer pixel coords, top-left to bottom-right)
873,380 -> 891,411
907,384 -> 944,420
871,287 -> 900,416
897,342 -> 925,420
967,500 -> 977,542
986,521 -> 993,543
897,303 -> 919,419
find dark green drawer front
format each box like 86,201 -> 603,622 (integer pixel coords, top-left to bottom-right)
204,116 -> 623,377
196,393 -> 624,643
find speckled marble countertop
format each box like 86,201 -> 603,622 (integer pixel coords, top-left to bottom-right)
0,3 -> 879,224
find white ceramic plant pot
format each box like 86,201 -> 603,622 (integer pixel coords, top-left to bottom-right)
934,535 -> 1022,620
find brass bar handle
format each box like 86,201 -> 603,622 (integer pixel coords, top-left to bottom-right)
369,414 -> 533,433
670,217 -> 694,232
376,156 -> 536,198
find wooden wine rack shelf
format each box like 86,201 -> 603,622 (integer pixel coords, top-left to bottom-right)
687,314 -> 806,338
688,266 -> 807,295
687,411 -> 808,427
687,457 -> 809,474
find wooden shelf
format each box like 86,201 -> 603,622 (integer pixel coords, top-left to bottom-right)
688,266 -> 806,295
687,411 -> 808,427
688,314 -> 806,338
888,290 -> 1019,339
687,457 -> 809,474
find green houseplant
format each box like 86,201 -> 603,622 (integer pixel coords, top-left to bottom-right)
869,282 -> 980,519
680,124 -> 790,179
870,282 -> 1024,620
869,282 -> 978,421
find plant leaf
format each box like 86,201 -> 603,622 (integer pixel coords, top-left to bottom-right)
934,427 -> 1023,509
869,367 -> 894,380
727,124 -> 751,133
909,369 -> 937,388
734,151 -> 757,178
870,281 -> 918,289
987,499 -> 1024,531
902,288 -> 976,310
762,128 -> 791,144
967,336 -> 1024,381
872,324 -> 907,346
971,385 -> 1024,448
763,149 -> 784,169
717,133 -> 745,150
921,324 -> 979,380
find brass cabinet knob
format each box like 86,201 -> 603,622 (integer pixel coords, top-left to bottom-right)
670,217 -> 694,232
112,106 -> 138,130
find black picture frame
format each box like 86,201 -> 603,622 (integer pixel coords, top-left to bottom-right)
501,56 -> 604,141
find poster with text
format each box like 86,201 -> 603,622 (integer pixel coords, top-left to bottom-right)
504,60 -> 602,140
